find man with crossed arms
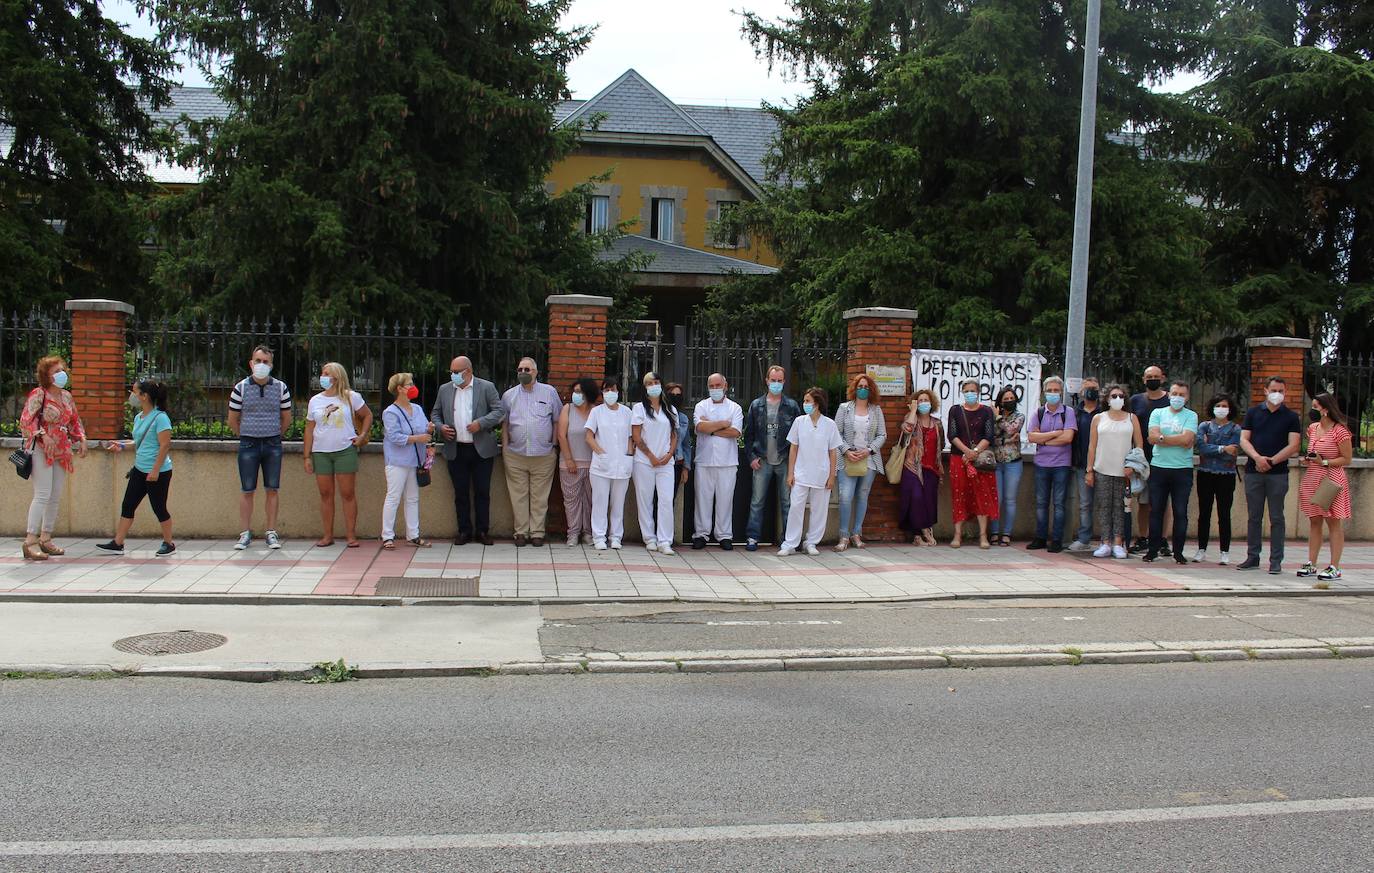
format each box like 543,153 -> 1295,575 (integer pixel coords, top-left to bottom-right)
692,373 -> 743,550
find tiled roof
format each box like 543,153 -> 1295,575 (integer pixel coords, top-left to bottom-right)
680,104 -> 777,188
561,70 -> 711,138
597,234 -> 777,275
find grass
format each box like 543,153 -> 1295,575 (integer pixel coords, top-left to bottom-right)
1061,646 -> 1084,666
304,658 -> 356,683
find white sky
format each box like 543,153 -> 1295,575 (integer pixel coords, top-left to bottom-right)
105,0 -> 1197,106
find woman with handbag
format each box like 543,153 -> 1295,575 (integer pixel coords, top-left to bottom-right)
991,385 -> 1026,546
1297,393 -> 1352,582
18,356 -> 87,561
833,373 -> 887,551
898,388 -> 945,546
304,361 -> 372,548
97,380 -> 176,556
380,372 -> 434,550
946,379 -> 998,549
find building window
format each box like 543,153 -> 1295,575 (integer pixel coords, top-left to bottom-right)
713,200 -> 740,247
585,195 -> 610,234
650,198 -> 675,242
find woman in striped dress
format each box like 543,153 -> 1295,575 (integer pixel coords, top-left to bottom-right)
1297,393 -> 1353,582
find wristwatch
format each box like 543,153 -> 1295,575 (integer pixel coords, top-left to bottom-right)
1322,458 -> 1329,467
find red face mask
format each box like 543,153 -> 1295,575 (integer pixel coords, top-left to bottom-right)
405,385 -> 419,400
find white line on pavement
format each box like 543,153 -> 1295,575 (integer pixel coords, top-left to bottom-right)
5,797 -> 1373,857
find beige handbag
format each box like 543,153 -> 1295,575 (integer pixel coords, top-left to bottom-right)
885,432 -> 910,485
1311,475 -> 1343,511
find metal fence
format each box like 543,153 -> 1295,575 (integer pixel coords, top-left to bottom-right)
1309,351 -> 1374,450
0,311 -> 72,436
128,317 -> 545,437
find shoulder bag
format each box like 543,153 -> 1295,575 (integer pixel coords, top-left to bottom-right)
9,392 -> 49,480
845,406 -> 880,478
959,405 -> 997,471
885,430 -> 910,485
393,406 -> 431,486
1311,475 -> 1343,512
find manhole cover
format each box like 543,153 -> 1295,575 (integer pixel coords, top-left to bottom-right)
113,630 -> 228,656
375,577 -> 480,597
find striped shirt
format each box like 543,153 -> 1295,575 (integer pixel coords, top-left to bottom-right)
229,377 -> 292,438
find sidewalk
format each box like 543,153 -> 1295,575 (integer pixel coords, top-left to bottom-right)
1,537 -> 1369,600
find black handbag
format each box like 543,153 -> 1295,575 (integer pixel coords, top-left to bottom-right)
10,393 -> 48,480
393,406 -> 431,487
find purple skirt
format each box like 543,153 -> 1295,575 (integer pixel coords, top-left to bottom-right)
899,465 -> 940,532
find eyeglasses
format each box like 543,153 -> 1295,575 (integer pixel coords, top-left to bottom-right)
517,367 -> 535,373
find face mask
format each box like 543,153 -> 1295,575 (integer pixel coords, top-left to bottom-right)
1267,391 -> 1284,406
405,385 -> 419,401
319,375 -> 333,390
856,387 -> 870,400
1213,407 -> 1229,420
1309,408 -> 1322,423
917,402 -> 932,415
1083,388 -> 1100,402
709,388 -> 725,402
451,371 -> 465,386
646,384 -> 662,399
668,394 -> 682,407
252,363 -> 271,380
128,392 -> 141,408
768,381 -> 783,396
1169,395 -> 1186,410
1045,392 -> 1061,406
52,371 -> 69,389
517,372 -> 534,386
1108,397 -> 1125,411
571,392 -> 585,407
1000,401 -> 1016,412
963,391 -> 979,405
603,391 -> 619,406
803,402 -> 815,415
1145,378 -> 1162,392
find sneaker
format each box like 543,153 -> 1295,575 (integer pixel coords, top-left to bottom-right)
1142,551 -> 1158,563
156,542 -> 176,557
659,543 -> 675,556
95,540 -> 124,553
1093,544 -> 1112,558
1128,538 -> 1148,555
1112,545 -> 1128,560
1317,565 -> 1342,581
593,540 -> 607,551
692,537 -> 706,550
746,539 -> 758,552
1160,543 -> 1172,558
1236,558 -> 1260,571
1191,549 -> 1206,563
1296,562 -> 1317,578
1047,541 -> 1064,554
720,539 -> 733,551
610,539 -> 622,550
567,536 -> 579,548
234,531 -> 252,550
804,543 -> 820,556
1218,551 -> 1229,566
645,540 -> 657,552
1026,539 -> 1047,550
265,530 -> 282,550
1067,541 -> 1092,553
777,546 -> 795,557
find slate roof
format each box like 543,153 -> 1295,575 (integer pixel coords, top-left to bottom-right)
597,234 -> 778,276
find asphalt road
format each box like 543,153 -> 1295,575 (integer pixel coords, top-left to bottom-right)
4,660 -> 1373,871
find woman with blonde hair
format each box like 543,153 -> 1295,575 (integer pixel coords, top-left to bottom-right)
304,362 -> 372,547
380,372 -> 434,550
19,356 -> 87,561
898,387 -> 945,545
833,372 -> 887,551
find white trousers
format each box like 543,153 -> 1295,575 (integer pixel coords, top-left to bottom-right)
382,465 -> 420,541
26,445 -> 67,536
590,474 -> 630,545
782,483 -> 830,550
693,465 -> 737,541
632,463 -> 675,546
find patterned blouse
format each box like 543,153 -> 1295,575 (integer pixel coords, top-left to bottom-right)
993,412 -> 1025,463
19,387 -> 86,472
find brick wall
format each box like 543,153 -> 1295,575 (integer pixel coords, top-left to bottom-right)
65,300 -> 134,440
1246,337 -> 1311,412
543,294 -> 613,536
844,308 -> 918,542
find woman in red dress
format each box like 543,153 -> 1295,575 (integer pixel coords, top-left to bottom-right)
1296,392 -> 1353,582
946,379 -> 998,549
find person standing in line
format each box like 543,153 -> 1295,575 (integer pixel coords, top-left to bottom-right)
380,372 -> 434,550
833,372 -> 887,551
1144,381 -> 1198,564
898,388 -> 945,546
1128,365 -> 1171,554
584,377 -> 634,550
303,362 -> 371,548
228,345 -> 292,550
1068,377 -> 1103,552
501,357 -> 562,547
743,365 -> 801,552
991,385 -> 1025,547
556,379 -> 599,547
1085,385 -> 1144,558
1192,394 -> 1241,565
1296,393 -> 1353,582
97,380 -> 176,556
778,388 -> 842,557
666,383 -> 694,544
431,355 -> 505,546
692,372 -> 743,550
1237,377 -> 1302,574
18,356 -> 87,561
1026,375 -> 1078,553
947,379 -> 998,549
631,372 -> 679,555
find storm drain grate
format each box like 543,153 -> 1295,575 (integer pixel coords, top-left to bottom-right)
113,630 -> 228,656
375,577 -> 480,597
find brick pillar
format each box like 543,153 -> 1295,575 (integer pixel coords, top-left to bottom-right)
64,299 -> 133,440
544,294 -> 613,536
844,307 -> 918,542
1246,337 -> 1311,412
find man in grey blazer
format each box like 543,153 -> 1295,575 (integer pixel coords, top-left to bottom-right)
431,355 -> 507,545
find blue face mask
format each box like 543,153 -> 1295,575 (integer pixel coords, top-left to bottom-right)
917,401 -> 932,415
709,388 -> 725,402
963,391 -> 979,405
803,402 -> 815,415
1045,392 -> 1061,406
450,371 -> 465,386
856,387 -> 870,400
571,393 -> 585,407
52,370 -> 69,389
1169,395 -> 1186,410
768,381 -> 784,396
603,391 -> 619,406
646,384 -> 662,398
319,375 -> 333,390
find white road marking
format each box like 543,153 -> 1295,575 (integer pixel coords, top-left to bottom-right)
1062,616 -> 1086,621
1191,614 -> 1300,620
5,797 -> 1372,857
705,620 -> 844,626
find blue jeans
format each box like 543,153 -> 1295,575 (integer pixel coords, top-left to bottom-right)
837,467 -> 877,538
1074,467 -> 1094,544
994,461 -> 1023,536
746,461 -> 790,543
237,436 -> 283,492
1034,464 -> 1073,542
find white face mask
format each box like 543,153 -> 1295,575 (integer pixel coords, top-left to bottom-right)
1213,406 -> 1229,420
709,387 -> 725,402
252,362 -> 272,380
1267,391 -> 1284,406
603,391 -> 619,406
1108,396 -> 1125,411
128,392 -> 141,408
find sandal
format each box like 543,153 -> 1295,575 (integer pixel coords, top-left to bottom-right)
38,540 -> 65,556
834,538 -> 850,552
381,539 -> 396,550
407,537 -> 432,548
345,539 -> 361,548
22,542 -> 48,562
315,538 -> 335,548
921,529 -> 937,547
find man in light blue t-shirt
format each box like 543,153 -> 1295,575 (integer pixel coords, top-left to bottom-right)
1145,381 -> 1199,564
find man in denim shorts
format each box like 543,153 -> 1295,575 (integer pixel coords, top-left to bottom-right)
228,345 -> 293,549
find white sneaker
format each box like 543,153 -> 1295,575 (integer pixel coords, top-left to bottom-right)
777,547 -> 795,557
610,539 -> 622,550
804,543 -> 820,556
594,540 -> 607,551
1112,545 -> 1128,559
1093,544 -> 1112,558
645,540 -> 657,552
1068,540 -> 1092,553
658,543 -> 675,556
567,536 -> 579,548
1218,551 -> 1229,565
265,530 -> 282,550
1191,548 -> 1206,563
234,531 -> 251,550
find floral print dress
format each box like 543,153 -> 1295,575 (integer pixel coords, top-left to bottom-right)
19,387 -> 86,472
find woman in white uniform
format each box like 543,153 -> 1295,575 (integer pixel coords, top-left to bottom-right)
632,371 -> 679,555
584,377 -> 634,550
779,387 -> 843,556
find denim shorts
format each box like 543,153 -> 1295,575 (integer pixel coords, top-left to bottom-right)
238,435 -> 283,492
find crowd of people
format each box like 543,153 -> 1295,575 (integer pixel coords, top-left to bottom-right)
15,353 -> 1355,582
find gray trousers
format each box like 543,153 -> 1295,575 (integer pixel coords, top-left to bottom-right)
1244,472 -> 1288,564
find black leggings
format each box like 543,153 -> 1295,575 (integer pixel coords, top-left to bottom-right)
1195,470 -> 1235,552
121,470 -> 173,522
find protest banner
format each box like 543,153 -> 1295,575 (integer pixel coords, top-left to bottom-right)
909,347 -> 1047,454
